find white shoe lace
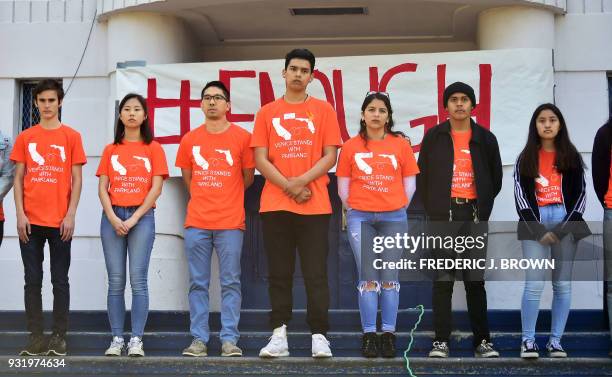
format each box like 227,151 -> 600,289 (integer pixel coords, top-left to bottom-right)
266,334 -> 285,349
524,339 -> 536,350
479,340 -> 495,352
110,337 -> 124,348
433,341 -> 447,350
549,339 -> 564,351
128,337 -> 142,349
312,334 -> 331,352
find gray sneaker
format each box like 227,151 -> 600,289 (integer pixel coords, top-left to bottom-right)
221,342 -> 243,357
182,339 -> 207,357
428,341 -> 449,358
546,339 -> 567,358
104,336 -> 125,356
127,336 -> 144,357
475,339 -> 499,358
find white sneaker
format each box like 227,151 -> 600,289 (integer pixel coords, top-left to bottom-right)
104,336 -> 124,356
259,324 -> 289,358
311,334 -> 332,358
127,336 -> 145,357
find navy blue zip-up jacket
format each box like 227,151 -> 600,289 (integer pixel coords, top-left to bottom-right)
513,154 -> 590,241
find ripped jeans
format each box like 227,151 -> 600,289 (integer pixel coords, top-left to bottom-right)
346,208 -> 407,333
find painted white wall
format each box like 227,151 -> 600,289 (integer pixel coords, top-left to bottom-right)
199,41 -> 479,62
466,5 -> 609,310
0,5 -> 610,314
478,6 -> 555,50
0,11 -> 202,312
107,12 -> 199,71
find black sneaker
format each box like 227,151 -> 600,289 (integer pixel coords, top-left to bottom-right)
380,332 -> 396,358
19,334 -> 47,356
428,341 -> 449,358
47,333 -> 67,356
520,339 -> 539,359
361,332 -> 378,358
474,339 -> 499,358
546,339 -> 567,358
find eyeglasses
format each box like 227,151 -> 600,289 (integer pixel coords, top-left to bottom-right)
202,94 -> 228,102
365,91 -> 390,99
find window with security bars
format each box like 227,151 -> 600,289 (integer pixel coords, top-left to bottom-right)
20,80 -> 62,131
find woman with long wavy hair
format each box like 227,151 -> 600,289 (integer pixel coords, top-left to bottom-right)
336,92 -> 419,358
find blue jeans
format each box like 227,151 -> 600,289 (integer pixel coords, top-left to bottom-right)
603,209 -> 612,341
101,207 -> 155,338
521,204 -> 576,343
184,227 -> 243,344
346,208 -> 407,333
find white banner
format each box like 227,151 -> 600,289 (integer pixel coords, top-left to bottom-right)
116,48 -> 553,176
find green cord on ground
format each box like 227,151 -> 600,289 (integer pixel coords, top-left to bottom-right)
403,304 -> 425,377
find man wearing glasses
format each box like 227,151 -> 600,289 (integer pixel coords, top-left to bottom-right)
176,81 -> 255,357
251,48 -> 342,358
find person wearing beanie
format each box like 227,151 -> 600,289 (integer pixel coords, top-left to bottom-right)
417,82 -> 502,358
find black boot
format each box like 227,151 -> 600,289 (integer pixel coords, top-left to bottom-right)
20,334 -> 47,356
47,333 -> 67,356
361,332 -> 378,358
380,332 -> 397,358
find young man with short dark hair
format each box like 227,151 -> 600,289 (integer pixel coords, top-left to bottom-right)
251,49 -> 342,358
417,82 -> 502,358
12,79 -> 87,356
177,81 -> 255,357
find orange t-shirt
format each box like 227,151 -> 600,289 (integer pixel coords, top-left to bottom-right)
604,148 -> 612,208
450,130 -> 477,199
336,135 -> 419,211
96,141 -> 169,207
10,124 -> 87,227
536,149 -> 563,206
250,96 -> 342,214
175,124 -> 255,230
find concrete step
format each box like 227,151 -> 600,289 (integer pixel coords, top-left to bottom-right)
0,331 -> 609,358
0,309 -> 607,332
0,356 -> 610,377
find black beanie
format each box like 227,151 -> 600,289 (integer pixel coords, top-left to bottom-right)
443,82 -> 476,109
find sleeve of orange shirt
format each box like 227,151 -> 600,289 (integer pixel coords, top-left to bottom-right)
322,103 -> 342,147
95,144 -> 111,177
151,142 -> 169,179
250,109 -> 270,148
175,135 -> 191,169
335,141 -> 352,177
72,132 -> 87,165
242,133 -> 256,169
10,133 -> 25,162
401,139 -> 420,177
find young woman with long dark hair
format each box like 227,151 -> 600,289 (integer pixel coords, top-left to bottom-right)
336,92 -> 419,358
514,103 -> 590,359
96,93 -> 169,357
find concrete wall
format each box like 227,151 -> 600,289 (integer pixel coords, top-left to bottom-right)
0,2 -> 610,314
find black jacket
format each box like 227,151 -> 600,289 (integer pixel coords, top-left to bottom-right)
513,154 -> 591,241
592,121 -> 612,207
416,119 -> 503,221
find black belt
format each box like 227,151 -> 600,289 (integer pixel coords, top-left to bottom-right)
451,197 -> 476,205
